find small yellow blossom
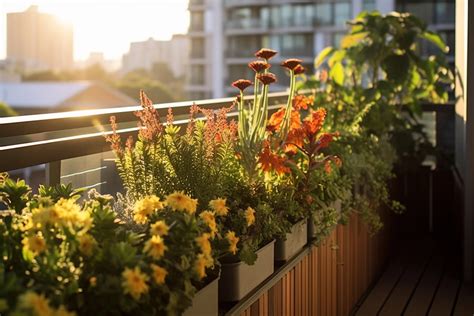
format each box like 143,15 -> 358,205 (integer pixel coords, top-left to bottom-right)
31,205 -> 61,227
78,234 -> 97,257
122,267 -> 149,300
150,220 -> 169,236
133,196 -> 164,224
245,207 -> 256,227
150,264 -> 168,285
199,211 -> 217,238
89,276 -> 97,287
144,235 -> 167,260
226,231 -> 239,255
165,191 -> 198,214
195,233 -> 212,256
54,305 -> 77,316
23,234 -> 46,255
195,254 -> 208,279
18,291 -> 53,316
209,198 -> 229,216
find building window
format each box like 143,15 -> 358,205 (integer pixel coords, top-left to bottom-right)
191,38 -> 205,58
228,65 -> 254,85
396,0 -> 454,25
190,65 -> 205,85
315,0 -> 351,27
190,11 -> 204,31
228,35 -> 262,57
362,0 -> 376,11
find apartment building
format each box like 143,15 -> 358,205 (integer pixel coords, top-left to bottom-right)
7,6 -> 74,72
122,35 -> 189,78
186,0 -> 454,99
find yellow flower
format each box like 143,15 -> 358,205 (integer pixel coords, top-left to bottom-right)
18,291 -> 53,316
226,231 -> 239,255
195,253 -> 208,279
165,191 -> 198,214
150,220 -> 169,236
122,267 -> 149,300
55,305 -> 77,316
31,205 -> 61,227
23,234 -> 46,255
245,207 -> 256,227
150,264 -> 168,285
78,234 -> 97,257
199,211 -> 217,238
54,198 -> 93,233
209,198 -> 229,216
144,235 -> 167,260
195,233 -> 212,256
133,196 -> 164,224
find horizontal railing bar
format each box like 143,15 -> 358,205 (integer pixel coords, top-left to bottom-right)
0,92 -> 290,138
61,166 -> 107,179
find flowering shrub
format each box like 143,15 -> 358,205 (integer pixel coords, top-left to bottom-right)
106,91 -> 280,264
0,175 -> 223,315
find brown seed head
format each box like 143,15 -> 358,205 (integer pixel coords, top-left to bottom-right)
248,60 -> 270,73
281,58 -> 303,71
255,48 -> 277,60
231,79 -> 253,91
257,73 -> 277,85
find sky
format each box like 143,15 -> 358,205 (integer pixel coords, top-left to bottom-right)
0,0 -> 190,61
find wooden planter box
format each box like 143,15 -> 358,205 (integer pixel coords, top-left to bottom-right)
183,277 -> 219,316
275,218 -> 308,261
219,240 -> 275,301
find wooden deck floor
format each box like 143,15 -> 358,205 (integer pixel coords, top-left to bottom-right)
352,237 -> 474,316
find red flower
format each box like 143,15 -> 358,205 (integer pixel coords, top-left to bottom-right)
255,48 -> 277,60
258,141 -> 290,175
281,58 -> 303,70
231,79 -> 253,91
248,60 -> 270,73
292,95 -> 314,111
303,108 -> 326,136
293,64 -> 305,75
257,72 -> 277,85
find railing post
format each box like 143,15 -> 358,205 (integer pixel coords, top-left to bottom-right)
46,161 -> 61,186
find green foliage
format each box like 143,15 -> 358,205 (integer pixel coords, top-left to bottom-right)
300,11 -> 452,231
0,102 -> 17,117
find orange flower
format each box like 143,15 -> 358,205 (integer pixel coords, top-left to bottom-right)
267,108 -> 285,133
248,60 -> 270,73
257,73 -> 277,85
320,69 -> 328,83
285,128 -> 305,155
255,48 -> 277,60
232,79 -> 253,91
324,160 -> 333,174
317,132 -> 339,149
258,141 -> 290,174
281,58 -> 302,70
292,95 -> 314,111
294,64 -> 305,75
303,108 -> 326,136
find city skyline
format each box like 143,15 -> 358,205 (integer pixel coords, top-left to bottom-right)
0,0 -> 190,61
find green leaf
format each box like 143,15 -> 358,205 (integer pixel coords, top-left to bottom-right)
330,62 -> 345,86
340,32 -> 369,49
420,31 -> 449,53
314,47 -> 334,68
382,54 -> 410,83
328,50 -> 346,68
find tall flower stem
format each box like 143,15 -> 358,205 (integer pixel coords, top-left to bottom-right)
279,70 -> 296,142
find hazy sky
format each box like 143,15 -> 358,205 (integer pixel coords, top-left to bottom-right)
0,0 -> 190,61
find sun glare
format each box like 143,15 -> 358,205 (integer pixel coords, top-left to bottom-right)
0,0 -> 190,60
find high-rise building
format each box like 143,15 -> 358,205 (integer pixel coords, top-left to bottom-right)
122,35 -> 189,78
186,0 -> 454,99
7,6 -> 74,72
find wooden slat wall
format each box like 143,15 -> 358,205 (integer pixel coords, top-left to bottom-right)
239,213 -> 391,316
